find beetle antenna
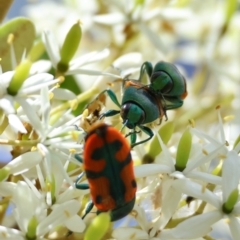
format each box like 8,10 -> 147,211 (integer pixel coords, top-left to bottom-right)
121,120 -> 128,132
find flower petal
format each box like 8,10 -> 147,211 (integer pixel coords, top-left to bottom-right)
65,214 -> 85,233
137,22 -> 168,54
37,200 -> 81,236
160,185 -> 182,228
0,225 -> 24,240
42,31 -> 60,68
134,164 -> 172,178
184,144 -> 225,174
160,210 -> 222,239
7,151 -> 42,175
17,98 -> 44,137
93,13 -> 127,25
0,182 -> 16,196
40,87 -> 50,130
228,215 -> 240,240
20,73 -> 53,88
8,114 -> 27,133
52,88 -> 76,100
0,96 -> 16,114
70,48 -> 110,68
186,171 -> 222,185
112,227 -> 149,240
172,179 -> 221,209
66,68 -> 120,78
222,151 -> 240,202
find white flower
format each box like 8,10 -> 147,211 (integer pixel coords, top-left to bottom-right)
0,67 -> 58,133
0,181 -> 85,239
134,128 -> 223,228
93,0 -> 192,52
171,150 -> 240,240
42,30 -> 119,78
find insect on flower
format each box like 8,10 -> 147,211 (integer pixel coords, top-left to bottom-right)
99,61 -> 187,147
139,61 -> 188,111
75,123 -> 137,221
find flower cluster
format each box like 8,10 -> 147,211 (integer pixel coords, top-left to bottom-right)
0,1 -> 239,240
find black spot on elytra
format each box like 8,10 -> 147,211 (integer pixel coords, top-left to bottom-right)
113,140 -> 123,152
96,195 -> 102,204
91,139 -> 123,161
85,170 -> 102,179
120,152 -> 131,168
131,179 -> 137,188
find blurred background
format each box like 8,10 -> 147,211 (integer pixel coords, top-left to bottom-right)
1,1 -> 240,239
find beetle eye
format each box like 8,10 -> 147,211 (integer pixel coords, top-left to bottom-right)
121,103 -> 145,126
151,72 -> 173,93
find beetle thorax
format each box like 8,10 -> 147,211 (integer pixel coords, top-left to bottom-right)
120,102 -> 145,129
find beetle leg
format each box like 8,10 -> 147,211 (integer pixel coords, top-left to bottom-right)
75,172 -> 89,190
99,109 -> 120,119
130,126 -> 154,148
138,61 -> 153,82
82,201 -> 95,219
130,132 -> 137,146
163,107 -> 168,121
163,97 -> 183,110
74,154 -> 83,163
98,89 -> 122,119
102,89 -> 121,108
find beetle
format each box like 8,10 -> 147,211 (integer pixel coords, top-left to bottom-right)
138,61 -> 187,110
99,79 -> 166,148
75,123 -> 137,221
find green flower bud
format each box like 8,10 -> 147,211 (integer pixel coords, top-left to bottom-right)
0,167 -> 10,182
175,129 -> 192,171
84,212 -> 110,240
143,121 -> 174,163
233,134 -> 240,153
135,0 -> 145,6
7,60 -> 31,96
28,40 -> 45,62
57,22 -> 82,73
26,215 -> 38,240
222,189 -> 238,214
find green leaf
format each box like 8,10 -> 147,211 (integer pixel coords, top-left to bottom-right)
175,129 -> 192,171
143,121 -> 175,163
0,0 -> 14,23
0,17 -> 35,72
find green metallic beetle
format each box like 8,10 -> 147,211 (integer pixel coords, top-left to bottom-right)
99,61 -> 187,148
100,79 -> 165,148
138,61 -> 188,110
